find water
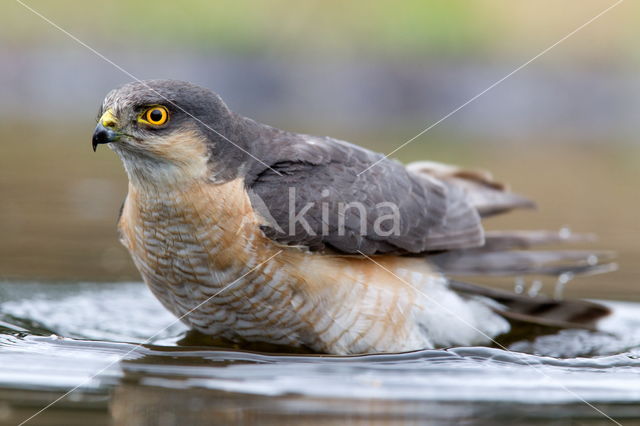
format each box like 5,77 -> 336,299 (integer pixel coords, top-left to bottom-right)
1,282 -> 640,425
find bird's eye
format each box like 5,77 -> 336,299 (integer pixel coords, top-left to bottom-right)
139,106 -> 169,126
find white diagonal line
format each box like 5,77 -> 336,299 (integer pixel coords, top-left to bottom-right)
357,251 -> 621,426
358,0 -> 624,176
17,250 -> 282,426
15,0 -> 282,176
13,0 -> 625,424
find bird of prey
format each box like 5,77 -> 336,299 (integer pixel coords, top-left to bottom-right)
92,79 -> 613,355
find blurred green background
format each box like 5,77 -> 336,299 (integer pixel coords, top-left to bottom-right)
1,0 -> 638,300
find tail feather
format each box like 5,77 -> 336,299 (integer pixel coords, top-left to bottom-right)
483,229 -> 596,250
432,248 -> 616,276
434,229 -> 616,333
431,229 -> 616,277
449,279 -> 611,330
407,161 -> 616,333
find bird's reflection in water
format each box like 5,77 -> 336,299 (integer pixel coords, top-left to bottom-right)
111,382 -> 448,426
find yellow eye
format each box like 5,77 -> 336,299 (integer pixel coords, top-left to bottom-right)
141,106 -> 169,126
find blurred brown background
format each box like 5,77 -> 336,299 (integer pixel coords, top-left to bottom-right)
1,0 -> 638,301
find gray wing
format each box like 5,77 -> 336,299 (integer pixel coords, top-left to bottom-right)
405,161 -> 535,217
245,132 -> 484,255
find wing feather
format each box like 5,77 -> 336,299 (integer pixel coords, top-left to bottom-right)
406,161 -> 535,216
246,133 -> 484,255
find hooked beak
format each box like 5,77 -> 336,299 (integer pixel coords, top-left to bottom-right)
92,123 -> 120,151
92,109 -> 120,152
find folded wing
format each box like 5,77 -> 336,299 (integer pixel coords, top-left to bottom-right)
246,133 -> 486,255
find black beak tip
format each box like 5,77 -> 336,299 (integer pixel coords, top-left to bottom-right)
92,123 -> 117,152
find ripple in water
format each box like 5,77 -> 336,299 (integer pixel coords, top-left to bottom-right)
1,282 -> 640,425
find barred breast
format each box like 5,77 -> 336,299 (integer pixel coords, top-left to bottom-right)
117,178 -> 504,354
118,178 -> 308,347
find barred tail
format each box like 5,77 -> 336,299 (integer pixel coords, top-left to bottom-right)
434,229 -> 616,330
432,230 -> 616,277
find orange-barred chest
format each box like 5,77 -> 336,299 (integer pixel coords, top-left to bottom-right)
117,179 -> 308,345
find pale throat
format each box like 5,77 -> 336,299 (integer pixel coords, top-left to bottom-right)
115,131 -> 211,192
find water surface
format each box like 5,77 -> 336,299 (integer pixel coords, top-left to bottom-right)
1,282 -> 640,425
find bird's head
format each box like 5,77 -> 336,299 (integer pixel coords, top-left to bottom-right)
93,79 -> 247,187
